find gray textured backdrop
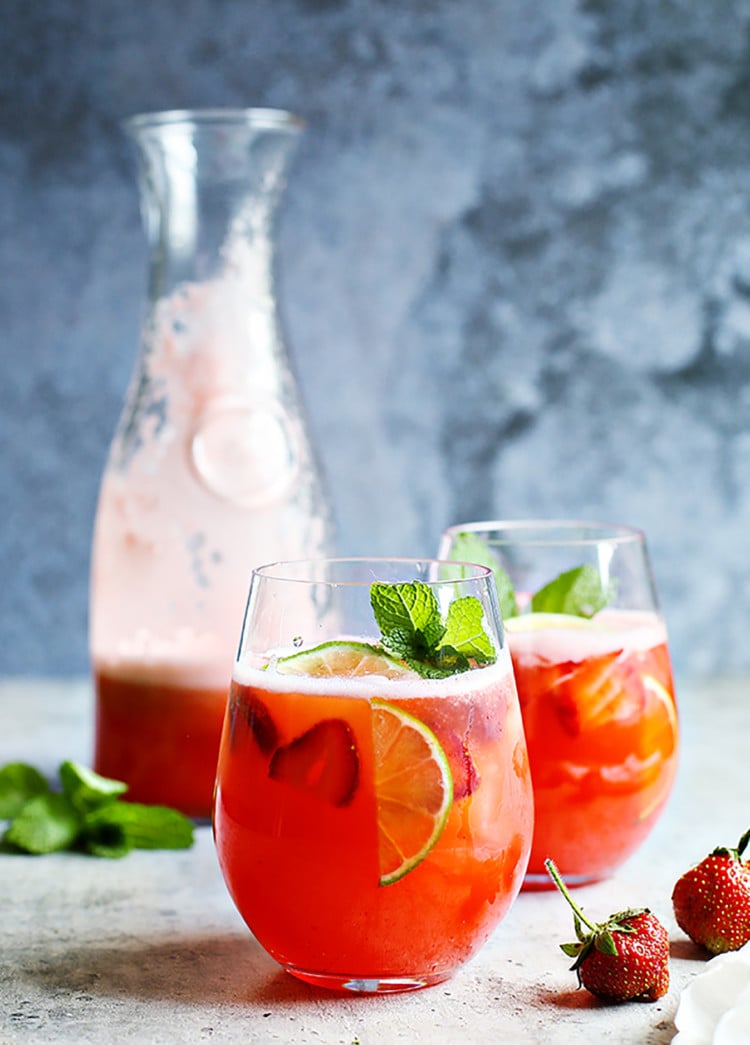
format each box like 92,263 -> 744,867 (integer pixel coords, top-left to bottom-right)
3,0 -> 750,680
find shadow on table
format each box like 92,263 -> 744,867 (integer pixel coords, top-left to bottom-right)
540,986 -> 671,1011
22,932 -> 324,1007
670,937 -> 707,961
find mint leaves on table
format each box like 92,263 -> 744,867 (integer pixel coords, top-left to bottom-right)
5,793 -> 82,855
0,762 -> 49,819
370,580 -> 496,679
0,761 -> 194,857
449,532 -> 614,620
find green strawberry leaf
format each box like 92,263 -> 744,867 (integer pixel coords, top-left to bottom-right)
594,929 -> 619,956
573,913 -> 586,943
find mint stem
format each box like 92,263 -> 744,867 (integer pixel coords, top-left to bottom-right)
545,858 -> 599,933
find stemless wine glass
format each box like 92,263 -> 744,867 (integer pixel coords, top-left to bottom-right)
439,522 -> 679,889
212,558 -> 533,992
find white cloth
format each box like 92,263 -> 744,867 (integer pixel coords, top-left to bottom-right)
673,943 -> 750,1044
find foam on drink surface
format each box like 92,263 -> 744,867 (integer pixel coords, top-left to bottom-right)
233,642 -> 516,700
505,609 -> 668,664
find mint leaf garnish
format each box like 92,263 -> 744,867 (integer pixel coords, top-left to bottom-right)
0,761 -> 194,858
448,533 -> 615,621
441,596 -> 496,664
447,532 -> 518,621
370,581 -> 496,678
0,762 -> 50,819
530,564 -> 613,618
410,647 -> 471,677
369,582 -> 446,657
4,792 -> 80,854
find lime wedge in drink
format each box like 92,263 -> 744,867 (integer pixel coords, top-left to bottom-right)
275,640 -> 417,679
372,700 -> 453,886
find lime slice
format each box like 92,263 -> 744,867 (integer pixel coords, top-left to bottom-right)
372,699 -> 453,886
637,674 -> 679,821
275,640 -> 416,679
504,612 -> 602,633
642,674 -> 679,735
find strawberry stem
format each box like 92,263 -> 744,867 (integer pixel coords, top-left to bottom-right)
545,858 -> 598,933
737,827 -> 750,859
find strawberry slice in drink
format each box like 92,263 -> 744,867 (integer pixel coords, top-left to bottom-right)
433,726 -> 480,799
228,683 -> 279,754
402,697 -> 496,800
269,719 -> 360,806
552,650 -> 647,737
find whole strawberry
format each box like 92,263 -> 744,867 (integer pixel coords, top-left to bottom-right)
672,827 -> 750,954
546,859 -> 670,1002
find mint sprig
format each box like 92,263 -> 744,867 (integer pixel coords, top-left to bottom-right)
59,760 -> 128,812
529,563 -> 613,618
84,801 -> 195,857
447,531 -> 518,621
0,762 -> 49,819
448,533 -> 614,620
370,581 -> 496,679
0,760 -> 194,857
4,792 -> 81,854
443,595 -> 497,662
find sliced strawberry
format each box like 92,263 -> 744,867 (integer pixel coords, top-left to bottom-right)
435,727 -> 480,799
403,702 -> 481,799
228,683 -> 278,754
269,718 -> 359,806
513,656 -> 576,713
552,651 -> 646,736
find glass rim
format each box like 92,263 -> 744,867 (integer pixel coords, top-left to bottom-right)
251,556 -> 494,586
442,519 -> 646,548
123,107 -> 305,136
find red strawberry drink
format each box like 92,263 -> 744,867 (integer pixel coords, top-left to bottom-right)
93,656 -> 229,817
440,522 -> 679,888
508,608 -> 677,885
212,558 -> 534,992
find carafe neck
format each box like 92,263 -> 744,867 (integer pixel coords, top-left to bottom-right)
125,108 -> 303,301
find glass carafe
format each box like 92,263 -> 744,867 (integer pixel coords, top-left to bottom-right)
89,109 -> 333,817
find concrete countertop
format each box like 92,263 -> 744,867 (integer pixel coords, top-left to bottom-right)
1,676 -> 747,1044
